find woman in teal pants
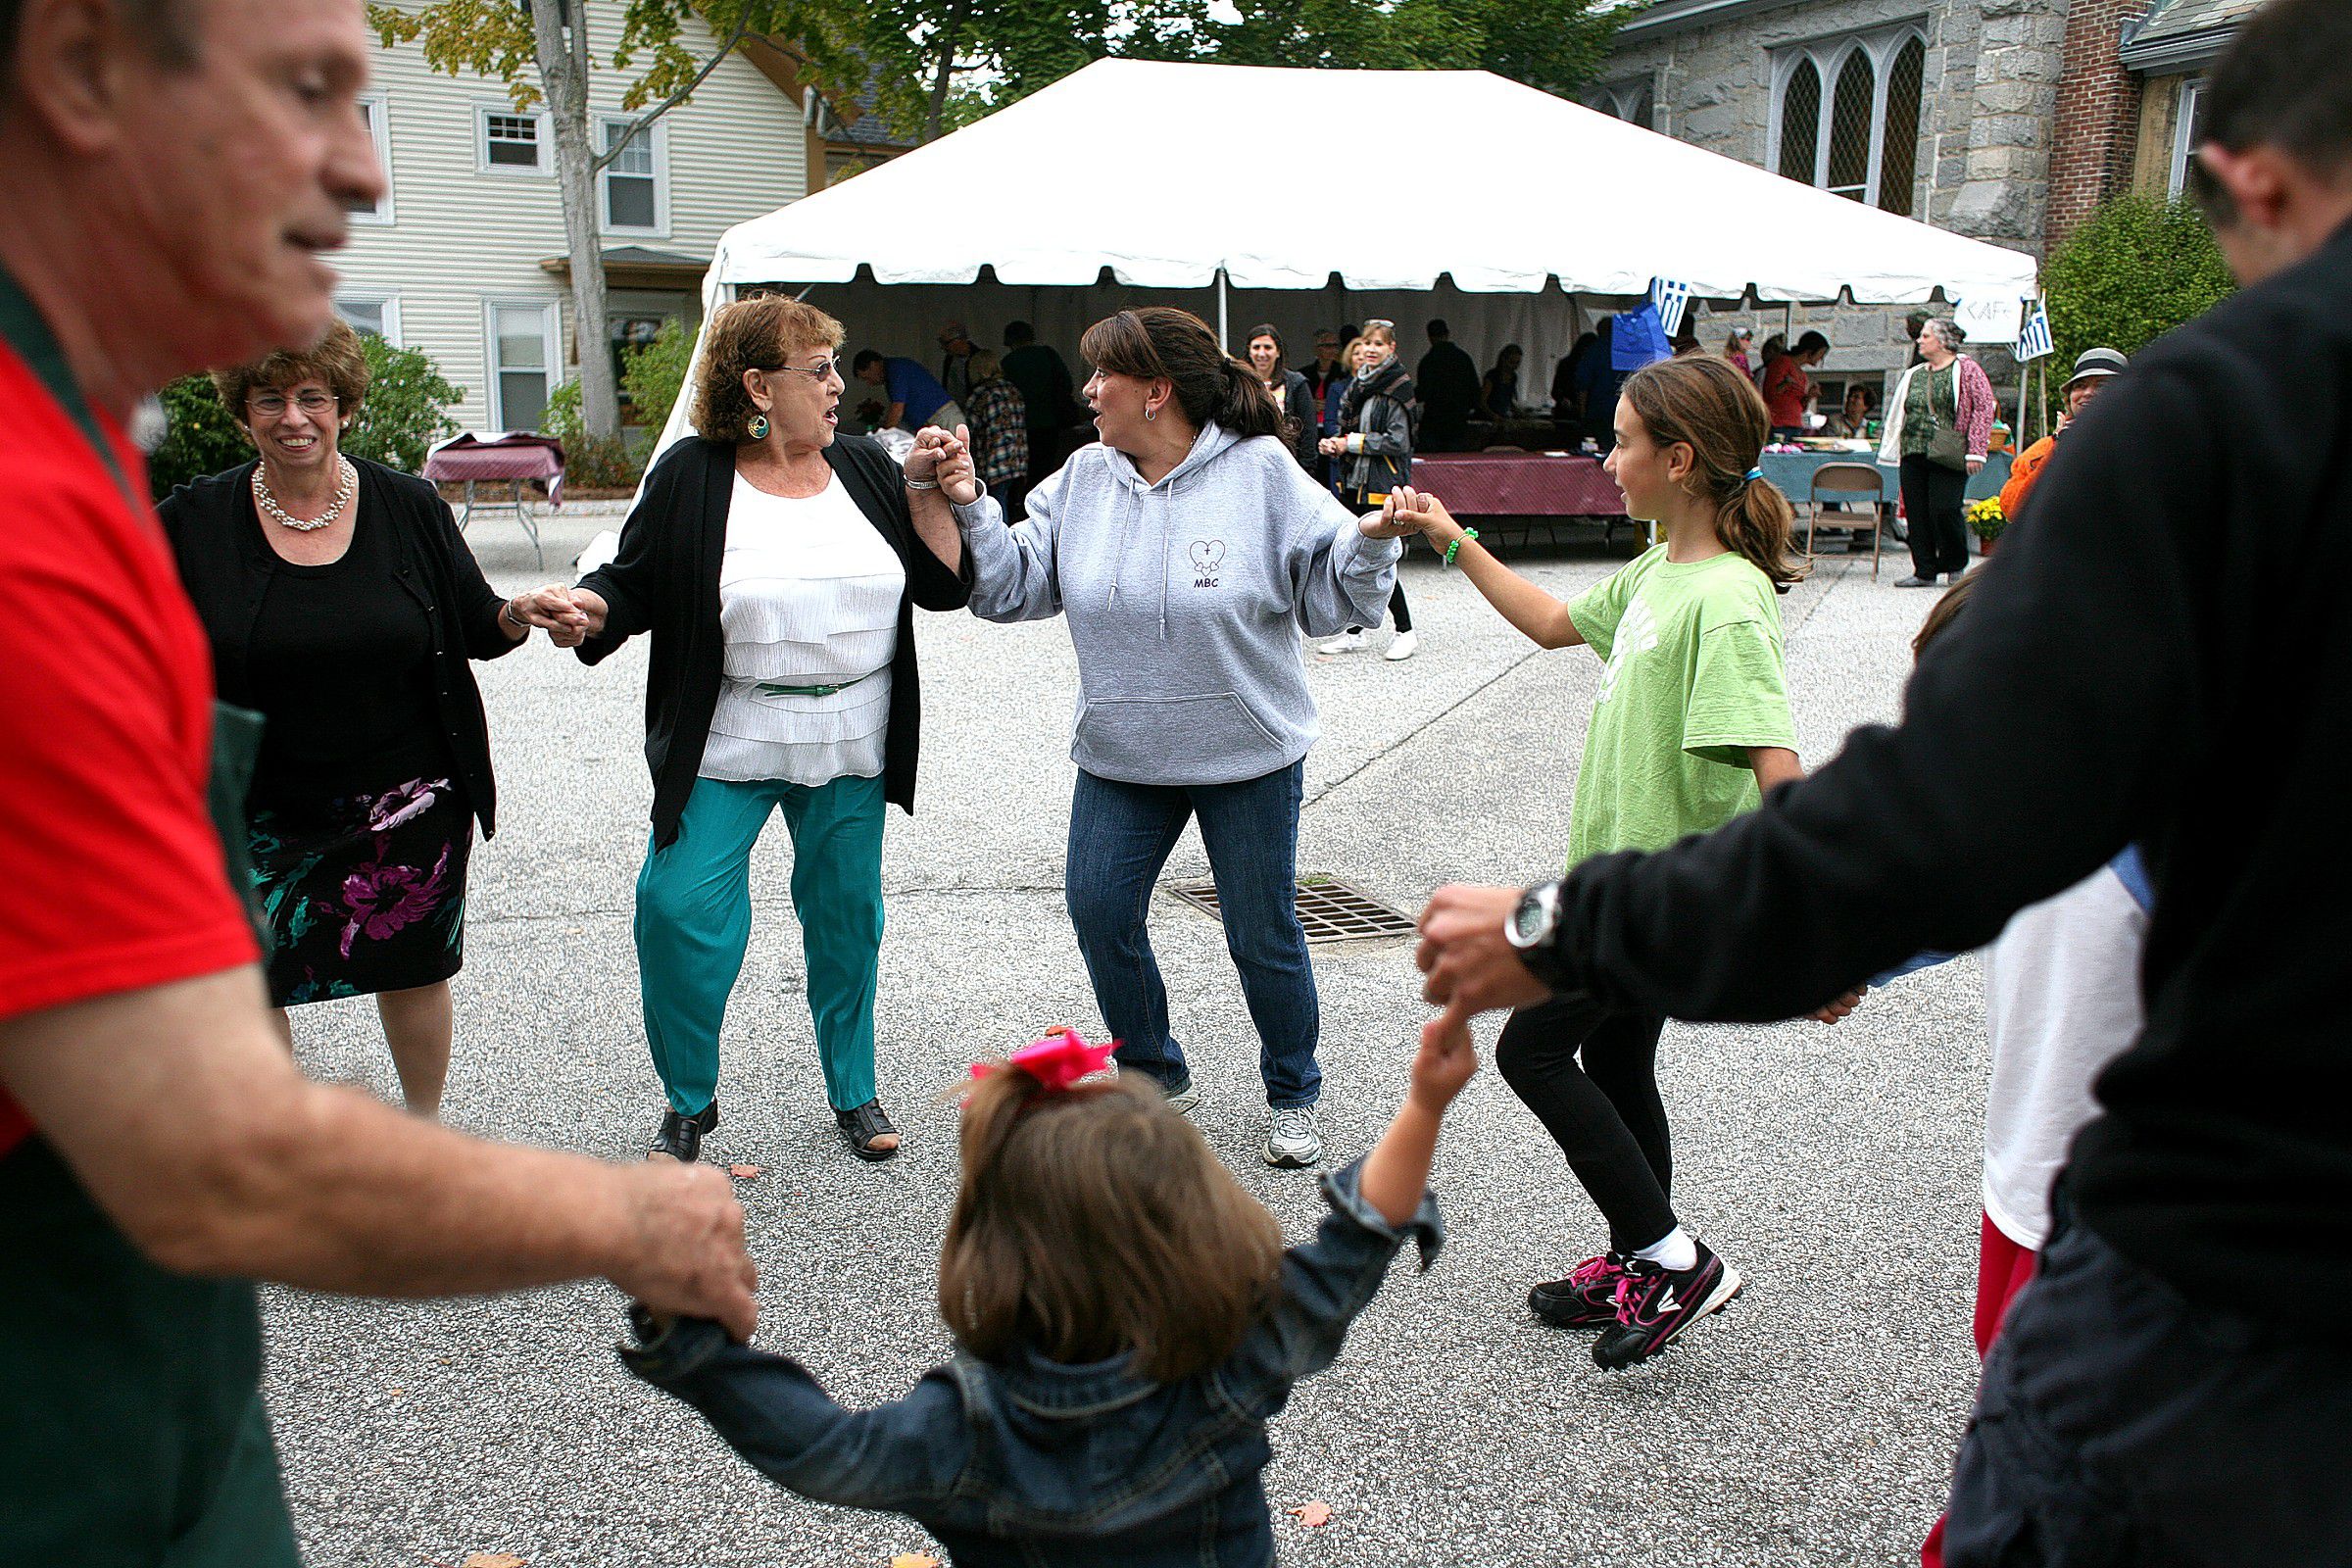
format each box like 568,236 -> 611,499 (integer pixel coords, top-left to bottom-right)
527,295 -> 967,1161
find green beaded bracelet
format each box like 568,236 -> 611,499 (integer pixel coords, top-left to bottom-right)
1444,527 -> 1478,568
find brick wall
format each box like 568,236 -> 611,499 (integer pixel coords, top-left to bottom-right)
2045,0 -> 2146,248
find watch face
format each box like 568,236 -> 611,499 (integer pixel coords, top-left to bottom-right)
1512,890 -> 1548,945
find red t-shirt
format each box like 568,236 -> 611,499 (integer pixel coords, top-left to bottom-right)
1764,357 -> 1811,430
0,343 -> 259,1154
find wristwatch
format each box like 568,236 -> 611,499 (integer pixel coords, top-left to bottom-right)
1504,881 -> 1562,952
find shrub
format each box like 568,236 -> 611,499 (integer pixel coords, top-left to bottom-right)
146,333 -> 464,498
621,318 -> 693,435
2043,194 -> 2235,373
562,434 -> 645,491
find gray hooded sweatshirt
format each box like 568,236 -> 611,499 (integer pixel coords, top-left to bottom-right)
954,422 -> 1401,787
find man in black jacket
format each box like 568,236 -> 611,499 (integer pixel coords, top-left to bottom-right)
1414,318 -> 1481,453
1414,0 -> 2352,1557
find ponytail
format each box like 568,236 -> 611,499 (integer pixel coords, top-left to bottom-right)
1622,356 -> 1808,587
1214,354 -> 1285,440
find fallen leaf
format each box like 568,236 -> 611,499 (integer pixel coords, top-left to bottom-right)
889,1555 -> 942,1568
728,1163 -> 763,1180
1288,1501 -> 1334,1528
460,1555 -> 526,1568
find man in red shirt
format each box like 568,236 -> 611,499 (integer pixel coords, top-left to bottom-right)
0,0 -> 756,1559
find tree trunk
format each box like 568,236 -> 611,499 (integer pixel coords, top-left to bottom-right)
921,0 -> 967,144
534,0 -> 618,437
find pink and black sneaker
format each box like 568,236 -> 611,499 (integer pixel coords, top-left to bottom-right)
1529,1251 -> 1631,1330
1592,1241 -> 1743,1370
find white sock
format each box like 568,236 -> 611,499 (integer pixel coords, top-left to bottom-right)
1633,1227 -> 1698,1273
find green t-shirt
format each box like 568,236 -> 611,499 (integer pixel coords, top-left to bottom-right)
1563,545 -> 1797,868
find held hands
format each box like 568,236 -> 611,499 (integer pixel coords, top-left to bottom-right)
507,584 -> 592,648
1381,485 -> 1461,543
1409,1010 -> 1480,1114
1356,489 -> 1419,541
1415,883 -> 1555,1036
909,424 -> 981,506
610,1160 -> 759,1343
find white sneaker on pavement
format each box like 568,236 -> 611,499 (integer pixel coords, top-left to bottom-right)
1383,630 -> 1419,662
1162,1078 -> 1201,1117
1315,629 -> 1367,655
1263,1104 -> 1323,1168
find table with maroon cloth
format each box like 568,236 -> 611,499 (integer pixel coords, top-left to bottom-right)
421,434 -> 565,565
1407,451 -> 1632,548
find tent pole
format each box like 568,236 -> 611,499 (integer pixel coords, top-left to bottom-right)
1217,268 -> 1229,351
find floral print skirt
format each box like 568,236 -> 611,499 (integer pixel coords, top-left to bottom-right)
247,775 -> 472,1008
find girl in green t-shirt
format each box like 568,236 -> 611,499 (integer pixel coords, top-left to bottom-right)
1390,355 -> 1803,1370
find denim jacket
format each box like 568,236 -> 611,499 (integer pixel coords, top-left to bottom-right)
619,1158 -> 1443,1568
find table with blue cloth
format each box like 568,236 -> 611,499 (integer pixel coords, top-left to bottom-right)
1758,448 -> 2013,504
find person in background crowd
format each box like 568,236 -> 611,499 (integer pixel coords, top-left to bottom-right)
1575,318 -> 1627,453
1999,348 -> 2126,525
1245,322 -> 1318,469
0,0 -> 757,1557
937,318 -> 975,406
1825,384 -> 1878,439
1318,321 -> 1420,661
551,296 -> 971,1165
852,350 -> 961,436
1749,332 -> 1786,392
926,306 -> 1406,1171
1391,355 -> 1803,1370
1878,575 -> 2154,1568
1415,318 -> 1481,454
1552,331 -> 1599,422
1412,3 -> 2352,1552
1302,328 -> 1351,486
1884,318 -> 1994,588
1723,325 -> 1754,377
1762,330 -> 1829,441
1479,343 -> 1524,421
1002,320 -> 1075,494
961,349 -> 1031,515
159,320 -> 533,1120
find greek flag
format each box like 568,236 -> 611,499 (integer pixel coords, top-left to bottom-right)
2018,298 -> 2054,362
1649,277 -> 1693,339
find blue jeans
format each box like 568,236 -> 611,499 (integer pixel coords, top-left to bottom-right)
1065,761 -> 1321,1108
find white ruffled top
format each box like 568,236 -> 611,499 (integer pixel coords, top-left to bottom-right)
700,469 -> 906,786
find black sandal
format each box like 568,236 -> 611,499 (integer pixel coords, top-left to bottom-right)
834,1100 -> 900,1162
647,1100 -> 718,1162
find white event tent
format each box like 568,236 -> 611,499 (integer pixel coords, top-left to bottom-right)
651,58 -> 2039,460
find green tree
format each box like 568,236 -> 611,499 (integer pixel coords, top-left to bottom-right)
2044,194 -> 2236,374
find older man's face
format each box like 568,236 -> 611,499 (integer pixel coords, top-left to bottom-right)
111,0 -> 382,367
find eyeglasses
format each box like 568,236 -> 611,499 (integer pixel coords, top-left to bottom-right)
248,391 -> 339,416
764,357 -> 843,381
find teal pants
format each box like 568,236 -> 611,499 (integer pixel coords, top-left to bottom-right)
635,773 -> 886,1116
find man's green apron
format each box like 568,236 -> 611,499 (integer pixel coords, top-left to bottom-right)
0,267 -> 299,1567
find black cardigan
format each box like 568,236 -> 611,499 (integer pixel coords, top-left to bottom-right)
159,457 -> 517,835
577,433 -> 970,849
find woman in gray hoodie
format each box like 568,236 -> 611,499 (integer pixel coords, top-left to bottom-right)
915,307 -> 1406,1171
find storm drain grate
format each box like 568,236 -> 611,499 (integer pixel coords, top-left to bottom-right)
1164,877 -> 1418,945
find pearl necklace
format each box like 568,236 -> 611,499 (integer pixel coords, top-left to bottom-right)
253,456 -> 357,532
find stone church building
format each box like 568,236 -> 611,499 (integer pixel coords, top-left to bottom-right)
1584,0 -> 2263,403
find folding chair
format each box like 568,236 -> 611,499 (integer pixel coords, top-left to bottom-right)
1807,462 -> 1886,580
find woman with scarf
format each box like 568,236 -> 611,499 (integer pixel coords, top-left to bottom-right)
1315,320 -> 1419,661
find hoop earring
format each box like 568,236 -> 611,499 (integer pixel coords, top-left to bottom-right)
1145,406 -> 1156,422
748,413 -> 770,441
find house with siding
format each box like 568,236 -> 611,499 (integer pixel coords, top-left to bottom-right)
337,4 -> 836,435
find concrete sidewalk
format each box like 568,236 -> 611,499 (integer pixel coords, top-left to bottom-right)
264,504 -> 1988,1568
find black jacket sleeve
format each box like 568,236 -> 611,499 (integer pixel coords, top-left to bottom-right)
575,448 -> 680,664
1540,347 -> 2210,1021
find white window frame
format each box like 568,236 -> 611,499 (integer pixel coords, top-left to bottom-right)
2168,77 -> 2207,197
351,93 -> 394,224
334,292 -> 402,346
477,105 -> 552,176
597,115 -> 670,237
1767,24 -> 1928,211
484,298 -> 563,432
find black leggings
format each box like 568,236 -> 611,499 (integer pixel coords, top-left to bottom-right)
1901,454 -> 1971,577
1345,487 -> 1412,632
1495,994 -> 1677,1253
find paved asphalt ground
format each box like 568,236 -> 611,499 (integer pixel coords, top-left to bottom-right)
262,499 -> 1992,1568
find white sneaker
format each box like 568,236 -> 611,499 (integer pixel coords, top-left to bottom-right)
1315,629 -> 1367,655
1162,1078 -> 1201,1117
1383,630 -> 1419,662
1263,1104 -> 1323,1168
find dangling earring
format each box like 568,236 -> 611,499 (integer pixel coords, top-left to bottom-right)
748,412 -> 770,441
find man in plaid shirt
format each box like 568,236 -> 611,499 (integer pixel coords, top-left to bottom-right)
965,351 -> 1031,513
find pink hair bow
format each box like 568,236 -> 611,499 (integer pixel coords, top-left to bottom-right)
973,1026 -> 1116,1093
